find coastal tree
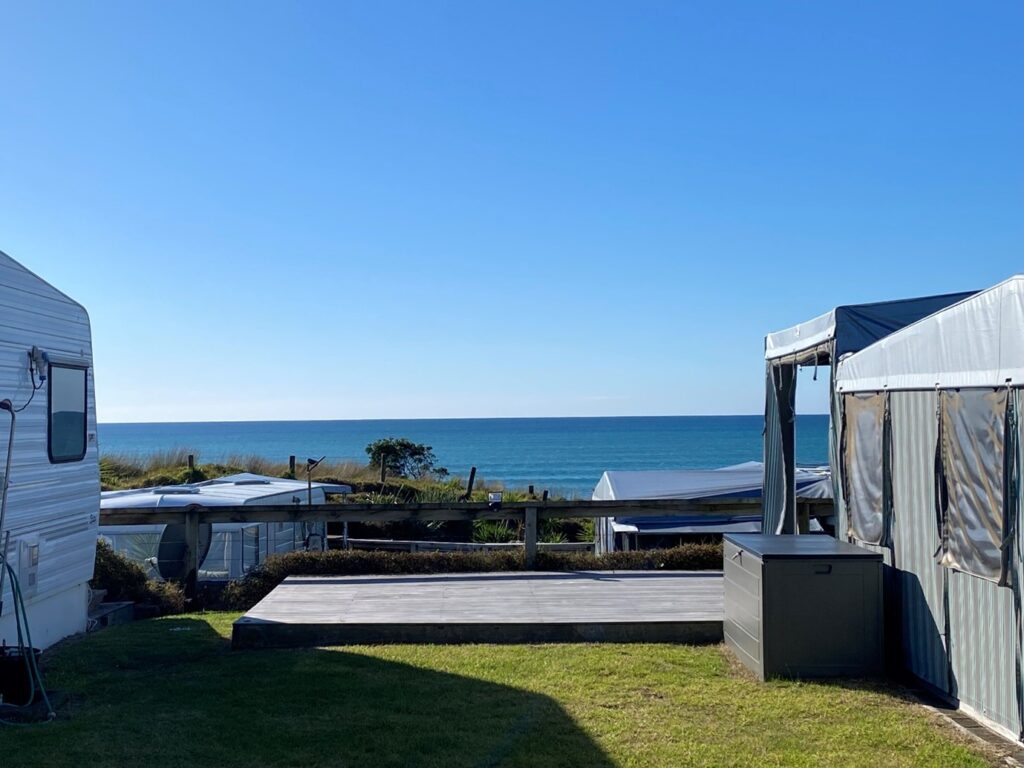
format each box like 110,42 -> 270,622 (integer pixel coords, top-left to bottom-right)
365,438 -> 444,481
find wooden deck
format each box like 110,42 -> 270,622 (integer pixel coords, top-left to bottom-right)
232,571 -> 724,648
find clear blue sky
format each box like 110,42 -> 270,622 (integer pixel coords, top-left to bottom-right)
2,2 -> 1021,423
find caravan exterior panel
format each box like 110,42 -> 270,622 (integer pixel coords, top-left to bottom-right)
0,252 -> 99,649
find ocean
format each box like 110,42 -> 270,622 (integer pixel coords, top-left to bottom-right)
98,415 -> 829,497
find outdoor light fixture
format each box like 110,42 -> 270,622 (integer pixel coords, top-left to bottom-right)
305,456 -> 325,506
29,346 -> 47,376
303,456 -> 329,552
487,491 -> 503,511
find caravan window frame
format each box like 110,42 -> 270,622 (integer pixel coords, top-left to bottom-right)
47,363 -> 88,464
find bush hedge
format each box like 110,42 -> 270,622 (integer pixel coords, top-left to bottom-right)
91,540 -> 186,614
220,543 -> 723,610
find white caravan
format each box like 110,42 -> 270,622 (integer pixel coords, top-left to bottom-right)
100,473 -> 351,580
0,250 -> 99,650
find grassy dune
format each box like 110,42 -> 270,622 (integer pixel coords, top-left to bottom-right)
98,450 -> 590,544
100,448 -> 524,498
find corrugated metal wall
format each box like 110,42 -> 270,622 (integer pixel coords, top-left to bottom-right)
942,385 -> 1020,736
948,569 -> 1020,734
890,391 -> 948,692
886,389 -> 1022,738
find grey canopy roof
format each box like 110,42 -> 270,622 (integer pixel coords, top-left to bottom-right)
762,286 -> 975,537
836,276 -> 1024,392
765,290 -> 977,366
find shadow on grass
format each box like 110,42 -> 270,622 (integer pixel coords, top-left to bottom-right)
8,617 -> 615,768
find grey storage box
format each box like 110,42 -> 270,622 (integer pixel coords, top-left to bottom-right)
724,534 -> 883,680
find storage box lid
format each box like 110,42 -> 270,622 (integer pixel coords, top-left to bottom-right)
724,534 -> 883,560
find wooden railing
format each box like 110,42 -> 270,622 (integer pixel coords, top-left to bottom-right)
99,498 -> 833,595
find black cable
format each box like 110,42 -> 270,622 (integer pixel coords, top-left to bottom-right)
13,365 -> 42,414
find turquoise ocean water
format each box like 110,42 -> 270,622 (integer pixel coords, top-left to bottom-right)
99,415 -> 829,497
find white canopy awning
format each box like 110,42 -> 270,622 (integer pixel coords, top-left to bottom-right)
765,309 -> 837,362
765,291 -> 977,365
836,276 -> 1024,393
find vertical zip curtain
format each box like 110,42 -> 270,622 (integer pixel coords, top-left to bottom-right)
829,359 -> 849,540
763,361 -> 796,534
842,392 -> 887,545
939,388 -> 1009,584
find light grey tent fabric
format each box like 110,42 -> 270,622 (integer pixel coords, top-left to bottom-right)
887,390 -> 1021,736
763,362 -> 796,534
830,372 -> 849,541
763,364 -> 785,535
843,393 -> 887,545
891,390 -> 949,693
939,389 -> 1008,584
948,568 -> 1021,736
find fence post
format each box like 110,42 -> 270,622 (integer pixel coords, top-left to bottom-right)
187,454 -> 195,481
463,467 -> 477,500
524,507 -> 538,569
797,502 -> 810,535
183,507 -> 200,600
288,455 -> 296,478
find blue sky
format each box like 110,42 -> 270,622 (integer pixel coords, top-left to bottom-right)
2,2 -> 1021,422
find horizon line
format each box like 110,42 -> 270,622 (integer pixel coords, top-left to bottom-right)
97,413 -> 830,426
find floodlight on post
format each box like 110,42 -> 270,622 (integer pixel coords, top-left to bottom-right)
305,456 -> 325,507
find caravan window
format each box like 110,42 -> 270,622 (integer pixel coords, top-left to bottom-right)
48,364 -> 87,463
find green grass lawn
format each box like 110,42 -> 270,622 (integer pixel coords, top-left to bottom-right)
1,613 -> 993,768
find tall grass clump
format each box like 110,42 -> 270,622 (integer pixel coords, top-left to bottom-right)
142,447 -> 196,472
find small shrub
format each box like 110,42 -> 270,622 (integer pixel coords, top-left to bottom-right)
91,541 -> 185,614
415,482 -> 464,503
365,438 -> 443,479
574,518 -> 596,542
472,520 -> 519,543
219,543 -> 723,610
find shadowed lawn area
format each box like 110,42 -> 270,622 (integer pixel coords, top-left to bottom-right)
0,613 -> 993,768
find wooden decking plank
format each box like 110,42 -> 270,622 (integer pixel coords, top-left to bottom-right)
233,571 -> 724,647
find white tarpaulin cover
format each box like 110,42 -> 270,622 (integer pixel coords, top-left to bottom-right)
836,276 -> 1024,393
593,462 -> 831,501
101,472 -> 351,508
593,463 -> 830,551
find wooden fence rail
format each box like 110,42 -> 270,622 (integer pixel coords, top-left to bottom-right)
98,498 -> 832,596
